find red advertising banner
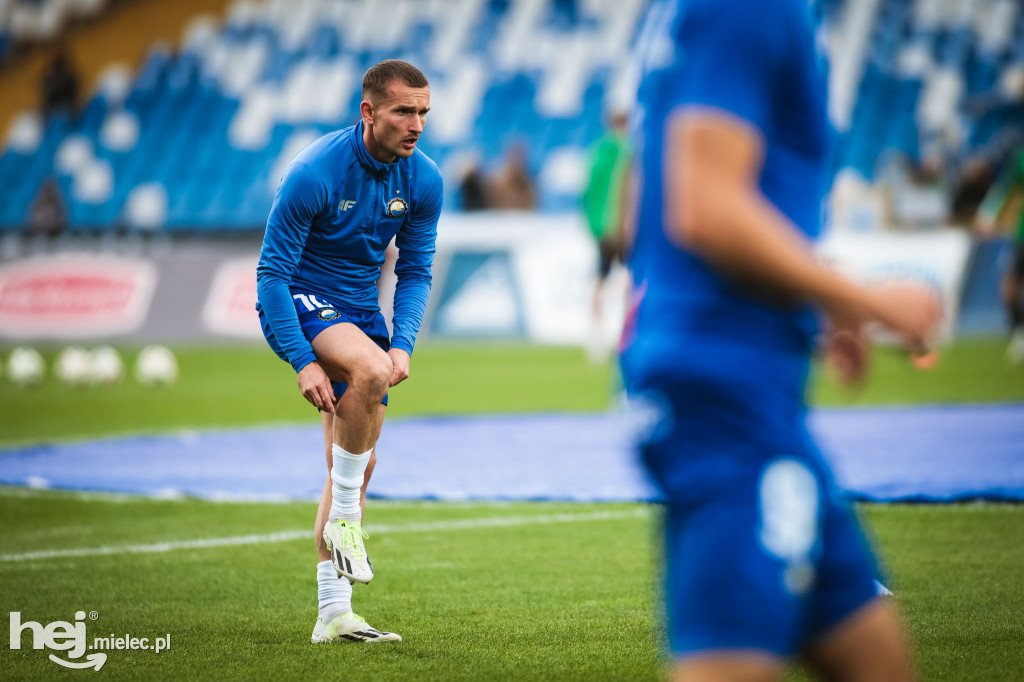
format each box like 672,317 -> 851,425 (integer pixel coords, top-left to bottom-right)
0,255 -> 156,338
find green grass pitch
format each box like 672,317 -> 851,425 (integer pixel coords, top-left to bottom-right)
1,339 -> 1022,680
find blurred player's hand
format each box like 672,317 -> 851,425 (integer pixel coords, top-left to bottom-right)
825,323 -> 870,385
867,282 -> 943,352
297,361 -> 336,412
388,348 -> 411,387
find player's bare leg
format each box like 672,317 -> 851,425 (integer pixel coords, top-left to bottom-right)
315,412 -> 376,563
586,277 -> 607,364
310,323 -> 390,583
314,323 -> 392,453
671,652 -> 781,682
311,410 -> 398,644
804,598 -> 915,682
1002,272 -> 1024,363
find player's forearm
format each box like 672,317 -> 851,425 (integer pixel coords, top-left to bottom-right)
390,268 -> 431,353
671,182 -> 872,318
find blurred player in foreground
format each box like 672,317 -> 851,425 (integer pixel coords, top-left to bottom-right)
257,60 -> 441,643
975,148 -> 1024,363
622,1 -> 940,680
581,111 -> 632,362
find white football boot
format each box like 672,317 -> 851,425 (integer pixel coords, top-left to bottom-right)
311,612 -> 401,643
323,519 -> 374,583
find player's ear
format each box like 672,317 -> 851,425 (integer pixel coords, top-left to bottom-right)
360,99 -> 374,125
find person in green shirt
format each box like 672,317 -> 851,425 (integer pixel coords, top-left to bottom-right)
976,148 -> 1024,363
581,111 -> 632,362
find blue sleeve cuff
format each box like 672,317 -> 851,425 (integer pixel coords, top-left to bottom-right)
291,352 -> 318,374
390,338 -> 414,355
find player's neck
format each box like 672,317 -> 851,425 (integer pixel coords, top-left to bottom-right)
362,122 -> 397,164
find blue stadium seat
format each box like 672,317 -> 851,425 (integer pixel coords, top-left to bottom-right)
3,0 -> 1024,231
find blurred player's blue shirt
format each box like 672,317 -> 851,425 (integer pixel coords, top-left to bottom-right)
257,120 -> 442,373
625,0 -> 831,384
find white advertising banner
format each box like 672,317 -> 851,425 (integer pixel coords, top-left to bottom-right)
432,217 -> 971,345
432,214 -> 627,345
818,227 -> 972,341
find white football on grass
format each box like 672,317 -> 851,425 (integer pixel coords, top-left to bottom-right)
56,346 -> 91,386
135,345 -> 177,386
89,346 -> 124,384
8,347 -> 45,386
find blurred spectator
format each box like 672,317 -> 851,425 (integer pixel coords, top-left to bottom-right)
487,144 -> 535,210
975,148 -> 1024,363
888,152 -> 950,228
26,177 -> 67,237
581,111 -> 631,362
459,162 -> 489,211
40,47 -> 80,119
951,157 -> 995,226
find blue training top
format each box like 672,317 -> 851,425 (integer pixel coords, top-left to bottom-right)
627,0 -> 831,374
256,120 -> 443,374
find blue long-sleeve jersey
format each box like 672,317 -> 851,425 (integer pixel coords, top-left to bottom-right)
256,120 -> 443,373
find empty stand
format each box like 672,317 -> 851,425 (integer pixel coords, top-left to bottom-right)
1,0 -> 1023,232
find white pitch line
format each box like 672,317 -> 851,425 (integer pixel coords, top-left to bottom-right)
0,508 -> 650,563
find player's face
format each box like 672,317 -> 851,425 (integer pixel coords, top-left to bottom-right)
363,82 -> 430,163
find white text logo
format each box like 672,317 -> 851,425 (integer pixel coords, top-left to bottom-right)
10,611 -> 171,672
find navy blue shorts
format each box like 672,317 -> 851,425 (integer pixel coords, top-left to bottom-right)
259,292 -> 391,406
624,346 -> 880,658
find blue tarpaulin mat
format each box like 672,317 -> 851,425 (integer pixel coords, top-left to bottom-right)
1,405 -> 1021,502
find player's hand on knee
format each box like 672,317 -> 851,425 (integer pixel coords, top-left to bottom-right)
387,348 -> 411,387
297,361 -> 336,413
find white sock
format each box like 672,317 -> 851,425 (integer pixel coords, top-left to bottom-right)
329,444 -> 371,523
317,560 -> 352,622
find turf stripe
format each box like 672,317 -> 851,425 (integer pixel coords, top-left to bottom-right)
0,508 -> 649,563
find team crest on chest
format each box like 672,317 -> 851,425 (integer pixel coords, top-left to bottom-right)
385,196 -> 408,218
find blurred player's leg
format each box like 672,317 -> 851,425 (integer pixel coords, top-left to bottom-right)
586,242 -> 615,364
1003,258 -> 1024,363
671,654 -> 780,682
804,599 -> 914,682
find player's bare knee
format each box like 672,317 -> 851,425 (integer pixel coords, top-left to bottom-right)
369,357 -> 393,399
350,355 -> 391,401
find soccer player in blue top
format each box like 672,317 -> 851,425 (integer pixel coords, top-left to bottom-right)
623,2 -> 940,680
257,60 -> 441,644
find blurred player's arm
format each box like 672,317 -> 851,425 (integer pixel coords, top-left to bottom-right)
257,161 -> 336,411
389,170 -> 442,386
664,111 -> 940,354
